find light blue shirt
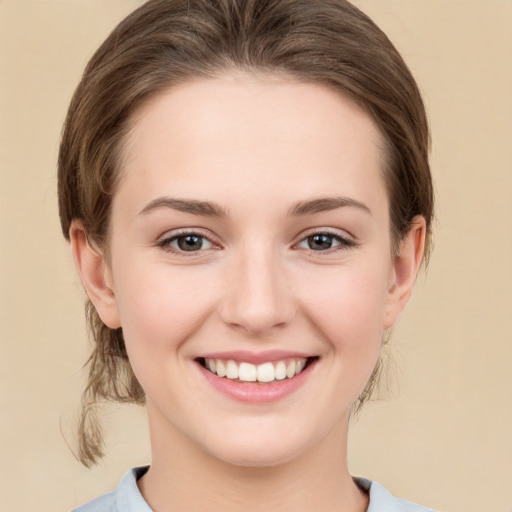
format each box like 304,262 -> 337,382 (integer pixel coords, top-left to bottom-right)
73,466 -> 436,512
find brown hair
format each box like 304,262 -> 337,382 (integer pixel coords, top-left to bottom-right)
58,0 -> 433,467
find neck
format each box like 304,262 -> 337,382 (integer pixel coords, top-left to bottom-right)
138,409 -> 368,512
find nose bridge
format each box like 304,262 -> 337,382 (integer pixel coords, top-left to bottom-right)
220,239 -> 293,335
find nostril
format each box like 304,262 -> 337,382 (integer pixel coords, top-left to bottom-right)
220,304 -> 294,336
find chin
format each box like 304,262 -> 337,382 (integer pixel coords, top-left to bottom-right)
201,426 -> 318,469
215,445 -> 301,469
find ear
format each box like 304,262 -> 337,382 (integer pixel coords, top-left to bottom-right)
69,220 -> 121,329
384,216 -> 426,329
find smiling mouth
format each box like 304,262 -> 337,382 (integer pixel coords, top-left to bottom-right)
197,357 -> 318,383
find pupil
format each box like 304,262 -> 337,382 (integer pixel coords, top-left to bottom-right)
178,235 -> 203,251
308,234 -> 332,250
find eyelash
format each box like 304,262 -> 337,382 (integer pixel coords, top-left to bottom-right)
157,229 -> 357,256
294,230 -> 357,254
157,229 -> 218,255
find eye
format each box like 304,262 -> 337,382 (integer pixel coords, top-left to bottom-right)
159,232 -> 215,253
296,231 -> 355,252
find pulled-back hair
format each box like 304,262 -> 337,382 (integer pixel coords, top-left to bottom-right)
58,0 -> 433,467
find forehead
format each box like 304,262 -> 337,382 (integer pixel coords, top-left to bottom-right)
117,73 -> 388,216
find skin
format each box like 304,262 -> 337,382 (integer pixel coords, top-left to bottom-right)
71,72 -> 425,512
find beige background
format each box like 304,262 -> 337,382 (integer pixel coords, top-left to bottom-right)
1,1 -> 511,511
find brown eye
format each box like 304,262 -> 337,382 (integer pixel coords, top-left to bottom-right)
307,234 -> 336,251
296,231 -> 356,252
177,234 -> 204,251
159,232 -> 215,253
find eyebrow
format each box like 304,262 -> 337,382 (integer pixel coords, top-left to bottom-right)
139,195 -> 371,218
139,197 -> 228,217
288,196 -> 372,216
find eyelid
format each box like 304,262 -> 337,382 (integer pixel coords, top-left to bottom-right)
293,228 -> 358,252
155,227 -> 357,255
157,228 -> 221,254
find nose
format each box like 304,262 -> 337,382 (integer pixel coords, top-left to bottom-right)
219,243 -> 295,336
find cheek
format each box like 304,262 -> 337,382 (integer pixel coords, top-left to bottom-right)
112,257 -> 221,354
288,262 -> 391,417
297,261 -> 390,353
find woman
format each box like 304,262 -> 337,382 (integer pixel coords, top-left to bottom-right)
59,0 -> 435,510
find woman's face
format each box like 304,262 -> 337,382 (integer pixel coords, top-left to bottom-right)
85,73 -> 422,467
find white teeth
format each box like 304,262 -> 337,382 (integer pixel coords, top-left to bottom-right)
275,361 -> 287,380
226,360 -> 238,379
296,359 -> 306,374
286,360 -> 296,378
238,362 -> 257,382
257,362 -> 275,383
203,357 -> 311,382
216,359 -> 226,378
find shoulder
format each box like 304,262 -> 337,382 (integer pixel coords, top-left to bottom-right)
355,477 -> 437,512
73,489 -> 116,512
73,469 -> 436,512
73,466 -> 151,512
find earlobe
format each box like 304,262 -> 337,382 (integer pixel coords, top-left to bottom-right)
69,220 -> 121,329
384,216 -> 426,329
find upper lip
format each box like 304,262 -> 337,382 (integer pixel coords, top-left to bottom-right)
196,350 -> 314,365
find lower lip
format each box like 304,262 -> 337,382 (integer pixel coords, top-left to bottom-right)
197,360 -> 317,403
